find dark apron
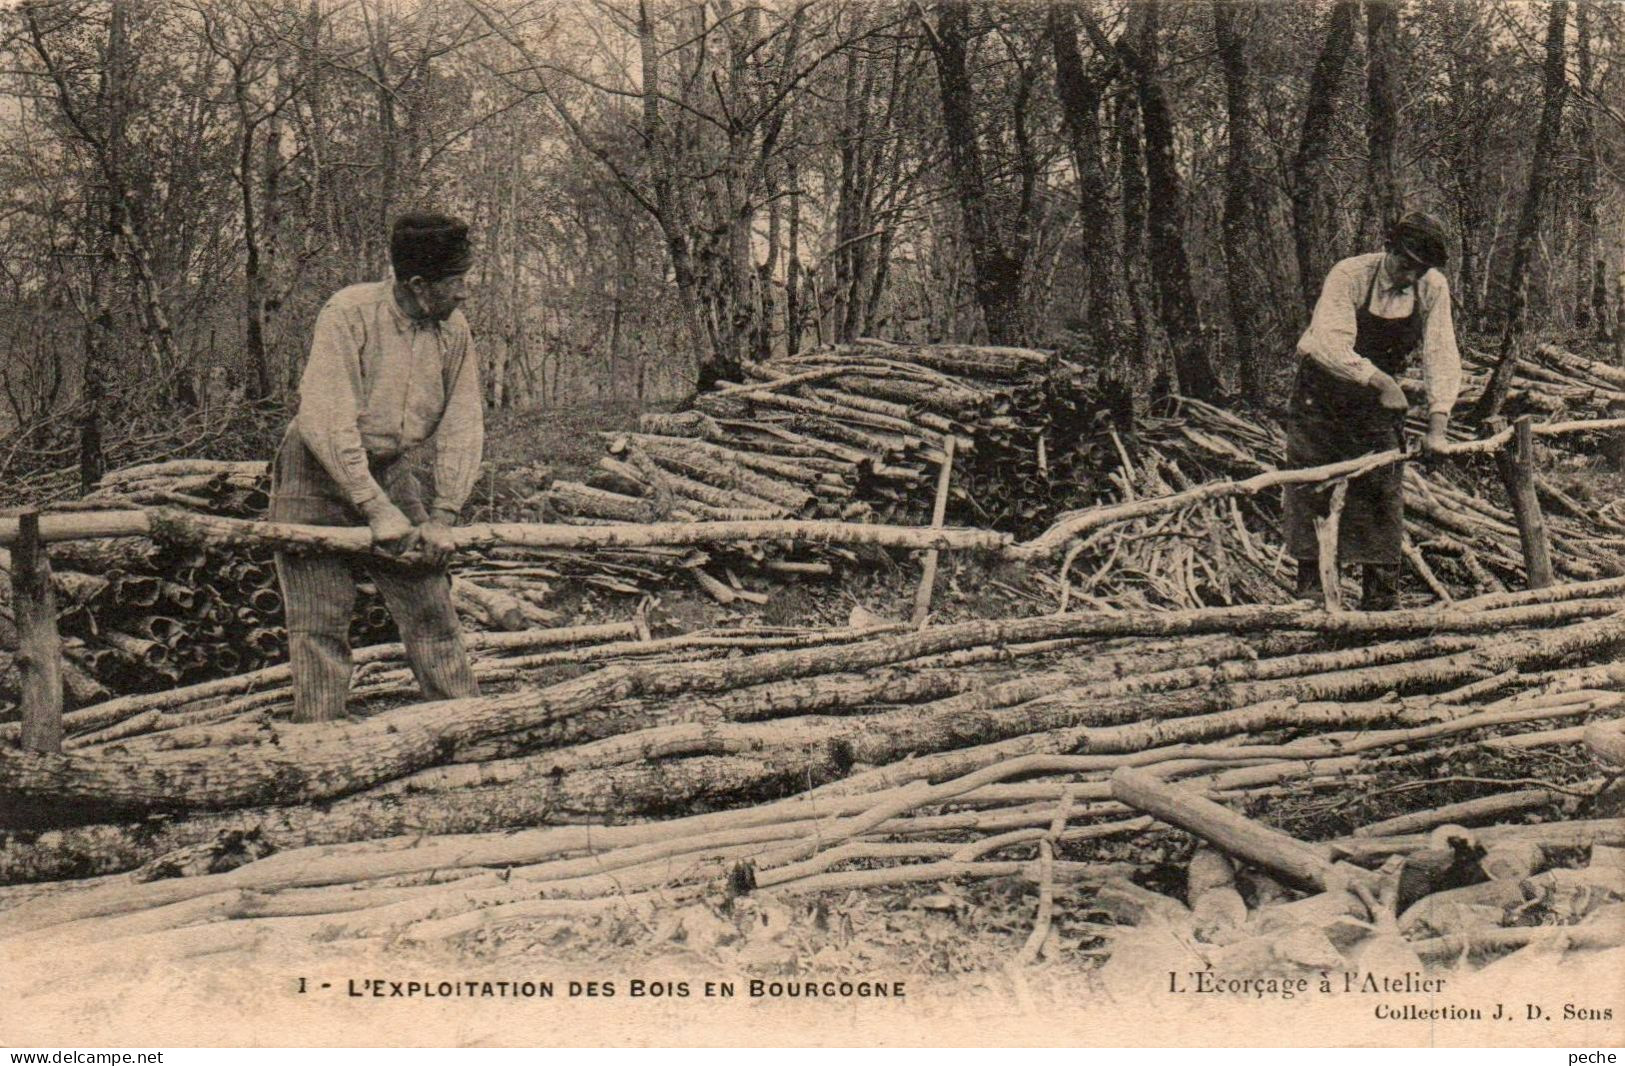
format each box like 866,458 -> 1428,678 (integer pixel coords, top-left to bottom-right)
1283,269 -> 1422,565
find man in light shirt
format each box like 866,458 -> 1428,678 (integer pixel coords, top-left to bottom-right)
269,211 -> 484,722
1283,211 -> 1461,610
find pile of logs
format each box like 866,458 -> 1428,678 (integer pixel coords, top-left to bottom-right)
1038,393 -> 1625,611
0,578 -> 1620,978
545,340 -> 1118,536
1451,341 -> 1625,424
0,462 -> 593,711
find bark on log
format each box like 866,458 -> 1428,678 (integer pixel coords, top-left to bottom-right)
1494,416 -> 1555,589
0,508 -> 1012,555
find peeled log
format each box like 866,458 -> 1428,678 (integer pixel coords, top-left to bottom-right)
1112,767 -> 1370,894
544,481 -> 654,523
450,578 -> 530,632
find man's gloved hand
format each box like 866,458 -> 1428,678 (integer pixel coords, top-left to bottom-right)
418,508 -> 459,567
1371,370 -> 1409,412
363,497 -> 419,555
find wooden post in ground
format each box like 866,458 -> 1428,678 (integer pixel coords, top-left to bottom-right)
1606,400 -> 1625,473
1493,415 -> 1554,590
11,510 -> 63,752
912,437 -> 957,627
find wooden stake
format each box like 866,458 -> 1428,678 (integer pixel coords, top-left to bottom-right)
912,437 -> 957,627
1312,481 -> 1348,611
12,511 -> 63,753
1494,415 -> 1554,589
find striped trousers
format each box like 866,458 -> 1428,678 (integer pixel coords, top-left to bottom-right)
269,425 -> 478,723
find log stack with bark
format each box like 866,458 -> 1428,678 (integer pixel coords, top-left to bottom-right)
550,340 -> 1121,535
0,461 -> 598,714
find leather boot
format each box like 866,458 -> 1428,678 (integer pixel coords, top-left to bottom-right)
1361,564 -> 1400,611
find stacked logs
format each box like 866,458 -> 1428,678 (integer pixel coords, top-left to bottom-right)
0,462 -> 589,714
1446,340 -> 1625,421
0,579 -> 1621,982
0,462 -> 376,703
518,340 -> 1116,595
546,340 -> 1116,535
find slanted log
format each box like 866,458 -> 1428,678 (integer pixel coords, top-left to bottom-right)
1112,767 -> 1370,894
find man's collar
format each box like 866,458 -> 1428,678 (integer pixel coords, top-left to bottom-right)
386,278 -> 440,332
1375,255 -> 1415,296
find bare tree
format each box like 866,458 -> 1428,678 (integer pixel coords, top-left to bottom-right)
1475,0 -> 1570,424
1291,0 -> 1356,308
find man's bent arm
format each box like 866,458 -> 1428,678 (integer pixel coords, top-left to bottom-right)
295,306 -> 390,511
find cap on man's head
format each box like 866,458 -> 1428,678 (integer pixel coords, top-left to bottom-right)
391,212 -> 473,283
1387,211 -> 1449,271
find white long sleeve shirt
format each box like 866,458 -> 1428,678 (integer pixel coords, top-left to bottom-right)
1296,252 -> 1462,416
294,280 -> 484,516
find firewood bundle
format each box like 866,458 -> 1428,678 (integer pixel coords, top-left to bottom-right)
1,580 -> 1621,981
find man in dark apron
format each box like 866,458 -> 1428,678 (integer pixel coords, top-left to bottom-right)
270,212 -> 484,722
1283,212 -> 1461,609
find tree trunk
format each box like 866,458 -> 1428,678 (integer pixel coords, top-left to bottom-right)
787,151 -> 802,356
1049,4 -> 1135,382
1212,0 -> 1267,402
1361,0 -> 1400,245
241,98 -> 270,401
1473,1 -> 1569,424
1135,0 -> 1219,400
1291,1 -> 1357,308
636,0 -> 726,392
924,1 -> 1030,345
1574,1 -> 1606,337
1118,86 -> 1165,394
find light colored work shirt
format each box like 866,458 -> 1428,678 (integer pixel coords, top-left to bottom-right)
1296,252 -> 1462,415
294,279 -> 483,516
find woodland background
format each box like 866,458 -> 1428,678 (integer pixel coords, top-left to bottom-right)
1,0 -> 1621,491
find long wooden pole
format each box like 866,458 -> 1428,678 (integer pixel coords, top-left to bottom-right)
11,511 -> 63,754
9,414 -> 1625,561
0,508 -> 1010,554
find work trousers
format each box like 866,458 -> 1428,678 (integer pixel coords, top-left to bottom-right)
269,425 -> 478,723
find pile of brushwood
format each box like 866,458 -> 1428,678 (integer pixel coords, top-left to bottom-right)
0,577 -> 1621,982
